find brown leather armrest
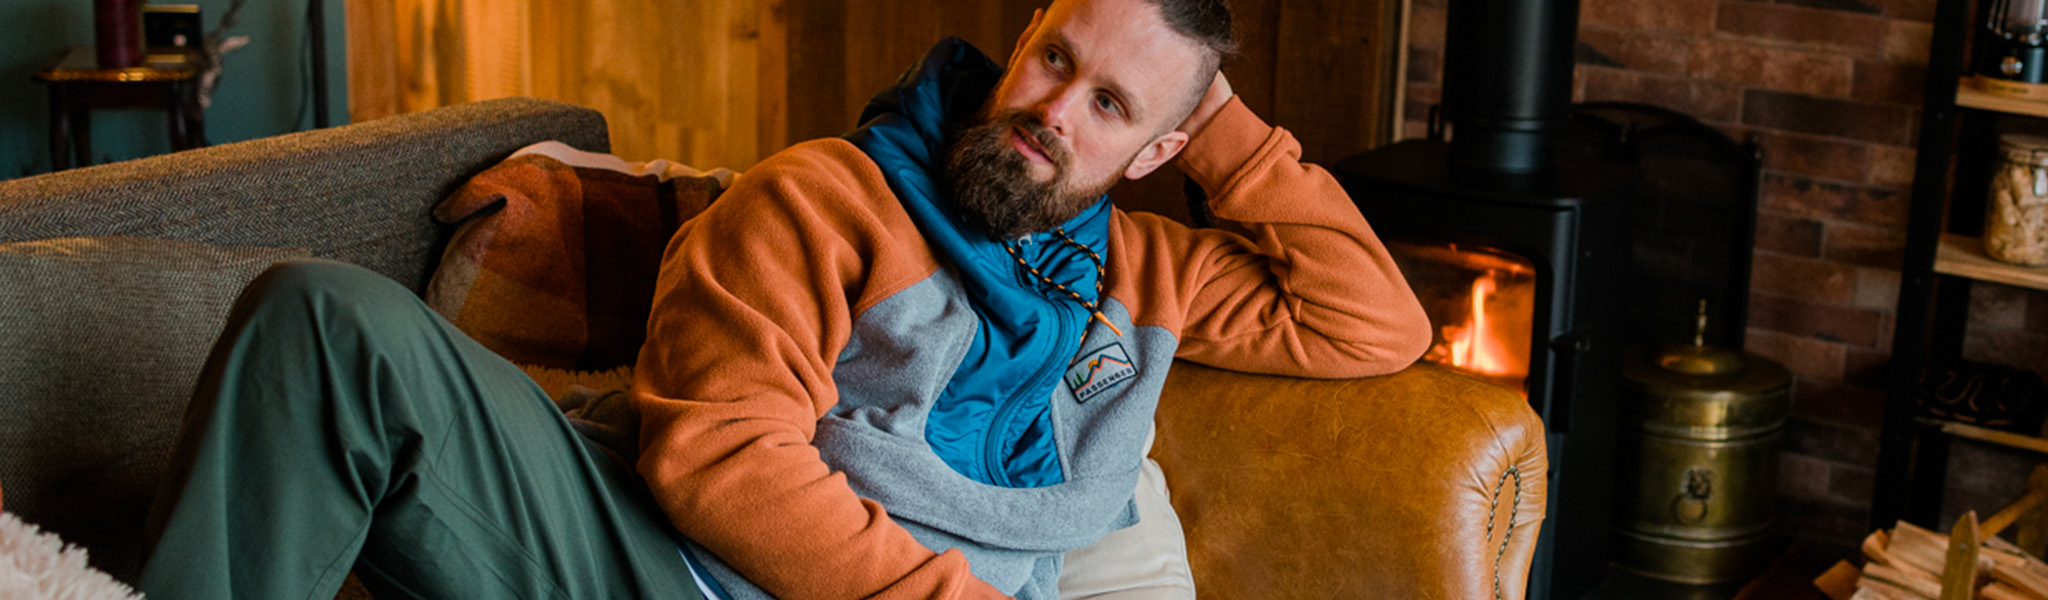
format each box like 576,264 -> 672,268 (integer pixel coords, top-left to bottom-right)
1151,361 -> 1548,599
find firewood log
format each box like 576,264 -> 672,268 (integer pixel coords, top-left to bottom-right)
1855,575 -> 1935,600
1868,529 -> 1895,566
1990,582 -> 2038,600
1990,563 -> 2048,600
1856,575 -> 1934,600
1865,560 -> 1944,598
1815,559 -> 1861,600
1894,521 -> 2002,577
1894,521 -> 1955,576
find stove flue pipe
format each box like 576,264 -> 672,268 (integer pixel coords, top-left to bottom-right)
1442,0 -> 1582,175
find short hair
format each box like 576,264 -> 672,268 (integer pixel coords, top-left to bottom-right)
1149,0 -> 1238,60
1143,0 -> 1238,126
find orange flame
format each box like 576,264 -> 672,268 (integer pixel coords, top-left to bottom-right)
1438,272 -> 1519,377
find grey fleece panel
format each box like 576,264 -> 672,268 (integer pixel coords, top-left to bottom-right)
828,270 -> 979,435
1049,300 -> 1175,483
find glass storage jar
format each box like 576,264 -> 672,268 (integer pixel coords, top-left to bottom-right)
1988,133 -> 2048,265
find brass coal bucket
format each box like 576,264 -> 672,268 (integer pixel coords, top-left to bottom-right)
1611,312 -> 1791,584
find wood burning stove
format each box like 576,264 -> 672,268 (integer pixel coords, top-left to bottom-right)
1330,0 -> 1635,597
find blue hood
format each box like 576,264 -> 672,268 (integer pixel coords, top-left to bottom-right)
844,38 -> 1113,488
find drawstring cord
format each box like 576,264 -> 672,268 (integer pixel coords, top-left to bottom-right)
1001,228 -> 1124,342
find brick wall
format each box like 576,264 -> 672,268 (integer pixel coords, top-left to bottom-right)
1398,0 -> 2011,550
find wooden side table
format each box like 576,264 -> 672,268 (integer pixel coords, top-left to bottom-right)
31,46 -> 207,171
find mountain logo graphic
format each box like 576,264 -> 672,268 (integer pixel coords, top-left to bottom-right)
1065,341 -> 1137,404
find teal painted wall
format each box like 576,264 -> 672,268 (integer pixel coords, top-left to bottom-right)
0,0 -> 348,178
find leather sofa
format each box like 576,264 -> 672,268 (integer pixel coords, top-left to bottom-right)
0,97 -> 1548,599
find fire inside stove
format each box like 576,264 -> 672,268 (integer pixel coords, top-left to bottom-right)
1387,240 -> 1536,395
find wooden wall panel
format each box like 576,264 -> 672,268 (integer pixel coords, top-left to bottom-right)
1272,0 -> 1398,163
1227,0 -> 1283,123
781,0 -> 847,148
343,0 -> 400,123
345,0 -> 1397,176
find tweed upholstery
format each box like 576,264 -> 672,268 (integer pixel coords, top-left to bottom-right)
0,237 -> 309,581
0,98 -> 610,293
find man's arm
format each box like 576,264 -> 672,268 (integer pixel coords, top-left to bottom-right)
1132,76 -> 1432,378
630,140 -> 1007,599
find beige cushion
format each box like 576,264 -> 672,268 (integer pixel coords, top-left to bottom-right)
1058,429 -> 1197,600
0,236 -> 307,582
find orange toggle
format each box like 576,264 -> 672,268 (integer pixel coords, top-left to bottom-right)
1092,311 -> 1124,337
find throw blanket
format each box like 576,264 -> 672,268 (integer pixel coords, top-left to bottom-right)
0,511 -> 142,600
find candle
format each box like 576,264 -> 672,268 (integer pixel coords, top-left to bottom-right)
94,0 -> 143,68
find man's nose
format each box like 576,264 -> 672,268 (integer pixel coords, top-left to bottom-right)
1033,84 -> 1084,139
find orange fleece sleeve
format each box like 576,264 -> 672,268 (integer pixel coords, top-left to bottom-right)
630,140 -> 1009,600
1121,96 -> 1431,378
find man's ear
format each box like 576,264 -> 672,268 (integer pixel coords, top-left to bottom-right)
1124,131 -> 1190,180
1007,9 -> 1045,72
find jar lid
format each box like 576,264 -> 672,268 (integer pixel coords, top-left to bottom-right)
2000,134 -> 2048,166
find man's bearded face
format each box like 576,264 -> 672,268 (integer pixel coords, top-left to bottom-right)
943,106 -> 1124,240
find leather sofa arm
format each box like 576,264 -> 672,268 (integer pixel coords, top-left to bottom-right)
1151,361 -> 1548,600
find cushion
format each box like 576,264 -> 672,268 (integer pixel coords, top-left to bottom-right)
0,236 -> 309,582
426,141 -> 732,370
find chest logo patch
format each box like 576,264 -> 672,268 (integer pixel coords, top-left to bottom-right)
1066,341 -> 1138,404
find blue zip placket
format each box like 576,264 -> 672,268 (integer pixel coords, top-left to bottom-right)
981,264 -> 1082,487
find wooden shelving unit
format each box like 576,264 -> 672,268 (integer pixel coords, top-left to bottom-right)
1873,0 -> 2048,531
1919,417 -> 2048,456
1956,83 -> 2048,119
1934,234 -> 2048,292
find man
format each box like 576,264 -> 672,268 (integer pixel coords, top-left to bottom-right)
136,0 -> 1429,598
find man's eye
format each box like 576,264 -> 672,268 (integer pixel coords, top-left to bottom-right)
1044,48 -> 1065,70
1096,94 -> 1122,117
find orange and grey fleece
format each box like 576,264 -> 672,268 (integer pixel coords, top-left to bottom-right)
630,39 -> 1431,600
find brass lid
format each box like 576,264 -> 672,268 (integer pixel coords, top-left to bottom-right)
1622,302 -> 1792,438
1654,300 -> 1747,376
1655,342 -> 1746,376
1624,346 -> 1793,398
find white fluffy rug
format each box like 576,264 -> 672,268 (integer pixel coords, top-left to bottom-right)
0,511 -> 141,600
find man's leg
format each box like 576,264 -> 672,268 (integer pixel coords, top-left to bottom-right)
137,260 -> 701,600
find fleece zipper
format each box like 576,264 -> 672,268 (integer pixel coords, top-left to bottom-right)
980,239 -> 1083,487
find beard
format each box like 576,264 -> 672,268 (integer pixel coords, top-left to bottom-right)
943,108 -> 1121,240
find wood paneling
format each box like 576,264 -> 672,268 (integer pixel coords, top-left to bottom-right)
343,0 -> 400,122
345,0 -> 1399,179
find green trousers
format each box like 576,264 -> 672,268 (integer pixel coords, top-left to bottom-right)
136,261 -> 705,600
